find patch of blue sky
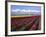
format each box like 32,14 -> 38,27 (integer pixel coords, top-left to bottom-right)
11,5 -> 41,16
11,5 -> 41,11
